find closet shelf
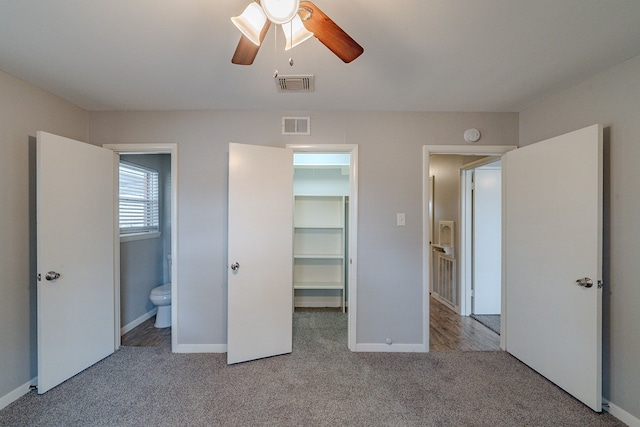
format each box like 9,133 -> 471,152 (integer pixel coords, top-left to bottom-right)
293,195 -> 347,312
294,225 -> 343,229
294,253 -> 344,259
294,282 -> 344,290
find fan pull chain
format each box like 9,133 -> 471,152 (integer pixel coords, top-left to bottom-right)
273,25 -> 279,78
289,20 -> 294,67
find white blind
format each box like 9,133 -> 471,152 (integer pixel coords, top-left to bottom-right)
119,161 -> 159,234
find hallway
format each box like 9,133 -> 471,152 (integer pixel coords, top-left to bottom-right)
430,296 -> 500,351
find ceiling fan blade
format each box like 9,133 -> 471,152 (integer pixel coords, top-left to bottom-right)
299,1 -> 363,63
231,21 -> 271,65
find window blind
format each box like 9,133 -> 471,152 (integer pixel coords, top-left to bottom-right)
119,161 -> 159,234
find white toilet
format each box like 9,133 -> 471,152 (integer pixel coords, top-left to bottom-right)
149,254 -> 172,328
149,283 -> 171,328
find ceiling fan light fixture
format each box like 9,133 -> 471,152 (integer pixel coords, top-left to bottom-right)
282,15 -> 314,50
231,2 -> 267,46
261,0 -> 300,25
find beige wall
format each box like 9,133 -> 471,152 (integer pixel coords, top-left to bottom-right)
0,71 -> 88,400
87,111 -> 518,347
520,54 -> 640,419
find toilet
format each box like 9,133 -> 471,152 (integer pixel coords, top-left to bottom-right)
149,254 -> 172,328
149,283 -> 171,328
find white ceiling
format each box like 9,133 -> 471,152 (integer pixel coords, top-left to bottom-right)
1,0 -> 639,112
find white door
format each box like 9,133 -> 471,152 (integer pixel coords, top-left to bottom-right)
37,131 -> 116,394
473,166 -> 501,314
227,143 -> 293,364
504,124 -> 602,411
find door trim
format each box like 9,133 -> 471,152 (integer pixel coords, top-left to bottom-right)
287,144 -> 358,351
103,143 -> 179,352
423,145 -> 516,351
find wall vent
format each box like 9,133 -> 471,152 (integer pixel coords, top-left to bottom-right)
282,116 -> 311,135
275,75 -> 314,92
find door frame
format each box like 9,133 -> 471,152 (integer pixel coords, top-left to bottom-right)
103,143 -> 179,352
287,144 -> 358,351
423,145 -> 515,350
459,156 -> 502,317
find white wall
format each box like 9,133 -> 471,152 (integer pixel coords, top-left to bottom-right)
88,110 -> 518,347
0,71 -> 88,403
519,54 -> 640,421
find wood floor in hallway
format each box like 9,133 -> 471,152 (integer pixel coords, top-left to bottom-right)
429,295 -> 500,351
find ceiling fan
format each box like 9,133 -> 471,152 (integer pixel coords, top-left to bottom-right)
231,0 -> 364,65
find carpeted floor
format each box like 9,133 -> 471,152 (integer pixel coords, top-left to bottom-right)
471,314 -> 501,335
0,311 -> 622,426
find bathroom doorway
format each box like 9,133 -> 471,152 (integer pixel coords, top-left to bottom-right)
119,153 -> 172,348
103,143 -> 179,352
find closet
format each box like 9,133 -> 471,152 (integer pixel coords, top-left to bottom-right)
293,153 -> 349,312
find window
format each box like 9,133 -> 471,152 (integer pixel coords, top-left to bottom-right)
119,161 -> 159,235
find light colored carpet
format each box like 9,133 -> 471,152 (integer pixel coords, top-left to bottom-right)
0,312 -> 622,426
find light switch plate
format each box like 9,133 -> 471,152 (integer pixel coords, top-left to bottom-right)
397,213 -> 406,226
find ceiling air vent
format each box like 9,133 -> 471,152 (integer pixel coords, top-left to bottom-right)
282,116 -> 310,135
275,75 -> 314,92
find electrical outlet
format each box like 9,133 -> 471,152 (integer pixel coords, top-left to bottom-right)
397,213 -> 406,226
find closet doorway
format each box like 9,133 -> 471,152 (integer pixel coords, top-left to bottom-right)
288,144 -> 358,350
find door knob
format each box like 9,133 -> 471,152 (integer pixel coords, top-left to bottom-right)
576,277 -> 593,288
230,262 -> 240,271
45,271 -> 61,281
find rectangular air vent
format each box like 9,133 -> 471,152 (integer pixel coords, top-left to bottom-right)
275,75 -> 314,92
282,116 -> 310,135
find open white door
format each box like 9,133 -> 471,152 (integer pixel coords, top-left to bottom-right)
473,165 -> 501,315
504,124 -> 602,411
227,143 -> 293,364
37,131 -> 116,394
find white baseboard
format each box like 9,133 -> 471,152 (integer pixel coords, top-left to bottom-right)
174,343 -> 227,353
0,377 -> 37,411
120,308 -> 158,335
354,343 -> 427,352
604,400 -> 640,427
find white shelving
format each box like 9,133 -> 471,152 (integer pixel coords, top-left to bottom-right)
293,195 -> 346,311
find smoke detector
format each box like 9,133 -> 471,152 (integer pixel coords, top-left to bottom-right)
464,128 -> 481,143
275,75 -> 314,92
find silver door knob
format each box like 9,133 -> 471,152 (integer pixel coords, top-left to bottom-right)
230,262 -> 240,271
45,271 -> 61,281
576,277 -> 593,288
